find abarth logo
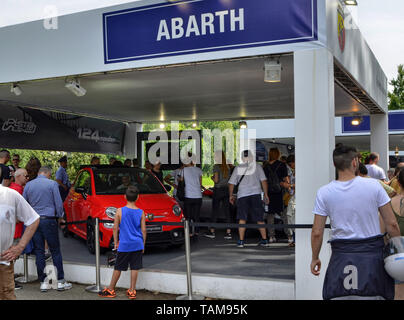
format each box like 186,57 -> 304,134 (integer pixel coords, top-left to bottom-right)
337,3 -> 346,52
2,118 -> 37,134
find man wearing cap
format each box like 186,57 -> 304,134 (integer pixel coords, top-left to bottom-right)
55,156 -> 71,202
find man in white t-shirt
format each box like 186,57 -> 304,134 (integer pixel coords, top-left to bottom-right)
229,150 -> 270,247
178,156 -> 203,236
0,185 -> 40,300
311,145 -> 400,300
365,152 -> 387,182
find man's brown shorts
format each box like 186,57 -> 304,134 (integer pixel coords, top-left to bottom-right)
0,262 -> 16,300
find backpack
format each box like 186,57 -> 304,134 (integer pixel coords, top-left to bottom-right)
265,162 -> 282,194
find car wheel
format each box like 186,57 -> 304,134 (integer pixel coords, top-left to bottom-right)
86,219 -> 96,254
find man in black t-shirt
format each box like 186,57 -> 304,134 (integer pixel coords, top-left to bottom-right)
0,150 -> 11,187
263,148 -> 289,243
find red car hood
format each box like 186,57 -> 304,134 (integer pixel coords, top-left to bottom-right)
95,193 -> 177,210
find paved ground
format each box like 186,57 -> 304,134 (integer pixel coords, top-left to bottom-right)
14,281 -> 180,300
59,227 -> 295,280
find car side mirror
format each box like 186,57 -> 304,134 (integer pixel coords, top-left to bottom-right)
75,187 -> 88,200
164,184 -> 172,192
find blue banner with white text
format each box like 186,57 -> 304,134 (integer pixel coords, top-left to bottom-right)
103,0 -> 318,64
342,112 -> 404,133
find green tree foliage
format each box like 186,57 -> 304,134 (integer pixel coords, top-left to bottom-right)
388,64 -> 404,110
142,121 -> 240,176
2,148 -> 114,182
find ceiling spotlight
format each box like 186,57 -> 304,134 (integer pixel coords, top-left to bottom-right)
65,78 -> 86,97
10,84 -> 22,96
192,121 -> 198,128
239,121 -> 247,129
344,0 -> 358,5
264,58 -> 282,83
159,123 -> 166,129
351,116 -> 363,126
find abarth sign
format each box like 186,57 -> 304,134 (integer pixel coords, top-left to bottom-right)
103,0 -> 318,64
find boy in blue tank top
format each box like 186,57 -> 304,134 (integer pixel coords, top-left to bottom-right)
99,186 -> 146,299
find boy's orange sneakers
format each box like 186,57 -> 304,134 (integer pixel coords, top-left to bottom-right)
98,288 -> 116,298
126,289 -> 137,299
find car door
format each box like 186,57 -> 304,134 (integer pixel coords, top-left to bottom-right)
72,170 -> 92,234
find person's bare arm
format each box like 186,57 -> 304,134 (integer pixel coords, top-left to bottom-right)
379,202 -> 401,238
164,174 -> 176,188
113,208 -> 121,250
280,176 -> 290,189
1,218 -> 39,262
311,215 -> 327,276
228,183 -> 235,205
55,179 -> 68,190
212,172 -> 219,184
261,180 -> 270,204
141,212 -> 147,252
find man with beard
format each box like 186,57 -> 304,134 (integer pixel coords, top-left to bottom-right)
311,145 -> 401,300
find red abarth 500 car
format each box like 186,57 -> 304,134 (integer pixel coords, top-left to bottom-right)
63,165 -> 185,253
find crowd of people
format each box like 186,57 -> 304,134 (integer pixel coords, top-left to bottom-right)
161,149 -> 297,247
0,150 -> 72,300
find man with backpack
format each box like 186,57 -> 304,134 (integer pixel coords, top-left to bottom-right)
263,148 -> 290,243
228,150 -> 270,247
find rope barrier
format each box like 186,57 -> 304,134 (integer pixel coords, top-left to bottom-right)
61,219 -> 331,229
145,221 -> 331,229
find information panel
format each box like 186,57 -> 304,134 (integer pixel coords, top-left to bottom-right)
0,105 -> 125,154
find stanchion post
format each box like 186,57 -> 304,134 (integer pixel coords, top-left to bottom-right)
176,220 -> 204,300
15,253 -> 37,283
86,218 -> 102,293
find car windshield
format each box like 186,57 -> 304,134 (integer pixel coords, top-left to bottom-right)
92,168 -> 166,195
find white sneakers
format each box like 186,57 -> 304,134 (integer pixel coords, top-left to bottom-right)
57,281 -> 72,291
40,282 -> 52,292
40,280 -> 72,292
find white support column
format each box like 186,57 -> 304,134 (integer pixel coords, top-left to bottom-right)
294,48 -> 335,300
123,122 -> 142,159
370,114 -> 389,172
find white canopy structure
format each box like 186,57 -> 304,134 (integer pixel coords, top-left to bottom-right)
0,0 -> 390,299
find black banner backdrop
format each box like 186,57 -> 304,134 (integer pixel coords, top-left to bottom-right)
0,105 -> 125,154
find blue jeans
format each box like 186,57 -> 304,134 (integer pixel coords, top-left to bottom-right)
32,219 -> 64,282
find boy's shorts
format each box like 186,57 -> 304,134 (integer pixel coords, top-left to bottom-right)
114,250 -> 143,271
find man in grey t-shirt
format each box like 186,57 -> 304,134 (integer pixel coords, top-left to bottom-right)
228,150 -> 270,247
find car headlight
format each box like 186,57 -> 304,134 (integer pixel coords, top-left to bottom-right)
172,205 -> 182,217
105,207 -> 117,219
